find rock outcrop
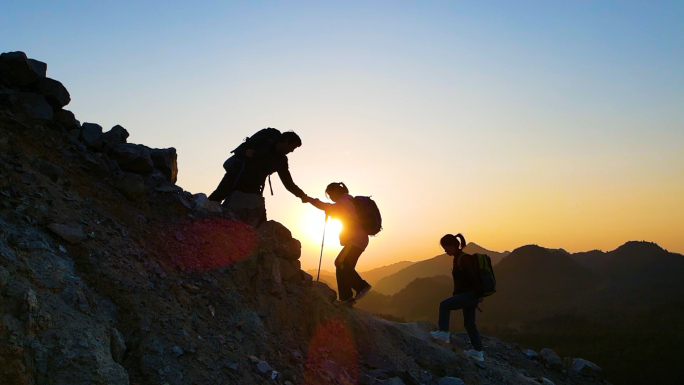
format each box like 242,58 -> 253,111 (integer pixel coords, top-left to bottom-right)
0,51 -> 612,385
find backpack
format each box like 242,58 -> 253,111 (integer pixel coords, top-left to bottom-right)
352,196 -> 382,236
458,253 -> 496,297
231,127 -> 281,158
225,128 -> 281,171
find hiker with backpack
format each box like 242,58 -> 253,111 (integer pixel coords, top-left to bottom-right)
208,128 -> 308,207
430,233 -> 496,367
303,182 -> 378,306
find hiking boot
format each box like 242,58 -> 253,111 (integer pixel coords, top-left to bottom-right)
464,349 -> 485,365
430,331 -> 450,344
354,284 -> 372,301
334,298 -> 356,307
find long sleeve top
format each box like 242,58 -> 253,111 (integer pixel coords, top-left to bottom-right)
310,194 -> 369,250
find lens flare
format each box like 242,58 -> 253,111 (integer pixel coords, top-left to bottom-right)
303,318 -> 359,384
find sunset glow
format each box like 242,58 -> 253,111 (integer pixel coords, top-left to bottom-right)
8,2 -> 682,272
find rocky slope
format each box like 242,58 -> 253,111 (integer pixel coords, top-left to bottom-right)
0,51 -> 609,385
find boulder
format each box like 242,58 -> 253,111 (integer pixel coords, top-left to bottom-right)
48,222 -> 87,244
312,281 -> 337,303
114,172 -> 147,200
53,109 -> 80,131
150,147 -> 178,183
17,92 -> 52,120
110,328 -> 126,364
80,123 -> 103,149
571,358 -> 602,375
540,348 -> 563,369
280,259 -> 301,283
224,191 -> 265,227
256,220 -> 301,260
111,144 -> 153,174
32,77 -> 70,108
194,193 -> 223,213
0,51 -> 44,86
36,160 -> 63,182
522,349 -> 539,359
102,125 -> 129,147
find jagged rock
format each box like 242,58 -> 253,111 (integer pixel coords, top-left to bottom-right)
540,378 -> 555,384
572,358 -> 602,375
36,159 -> 63,182
111,143 -> 153,173
48,222 -> 87,244
150,147 -> 178,183
32,77 -> 70,108
0,51 -> 44,86
17,92 -> 53,120
194,193 -> 223,213
301,270 -> 313,286
102,124 -> 129,147
80,122 -> 103,149
114,172 -> 146,200
540,348 -> 562,369
224,191 -> 265,227
171,346 -> 184,357
110,328 -> 126,363
522,349 -> 539,359
437,377 -> 466,385
280,259 -> 302,283
312,281 -> 337,302
27,59 -> 47,77
256,220 -> 301,260
0,266 -> 9,291
53,109 -> 80,131
155,182 -> 183,193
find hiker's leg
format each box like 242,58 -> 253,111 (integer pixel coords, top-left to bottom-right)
438,292 -> 478,332
208,173 -> 235,202
335,247 -> 353,301
462,295 -> 483,351
341,247 -> 369,292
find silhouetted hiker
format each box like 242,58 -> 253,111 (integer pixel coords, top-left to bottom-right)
208,128 -> 308,218
430,233 -> 485,366
304,182 -> 372,306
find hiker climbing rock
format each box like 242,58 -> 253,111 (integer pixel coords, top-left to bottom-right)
304,182 -> 378,306
208,128 -> 308,225
430,233 -> 494,368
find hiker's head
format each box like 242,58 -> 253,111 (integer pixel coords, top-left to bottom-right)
325,182 -> 348,202
440,233 -> 466,256
275,131 -> 302,155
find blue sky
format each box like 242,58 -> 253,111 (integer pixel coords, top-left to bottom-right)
3,1 -> 683,269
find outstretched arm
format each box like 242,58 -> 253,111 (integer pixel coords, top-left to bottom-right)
276,167 -> 306,199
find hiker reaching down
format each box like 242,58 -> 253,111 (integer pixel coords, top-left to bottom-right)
208,128 -> 308,204
430,233 -> 486,366
303,182 -> 372,306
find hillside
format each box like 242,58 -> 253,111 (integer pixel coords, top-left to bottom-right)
356,242 -> 684,385
373,243 -> 508,295
0,51 -> 610,385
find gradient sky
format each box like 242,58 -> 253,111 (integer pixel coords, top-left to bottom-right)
3,1 -> 683,271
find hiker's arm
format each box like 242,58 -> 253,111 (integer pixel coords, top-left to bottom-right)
276,167 -> 306,199
309,198 -> 334,213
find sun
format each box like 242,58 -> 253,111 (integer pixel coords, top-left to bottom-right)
301,209 -> 342,247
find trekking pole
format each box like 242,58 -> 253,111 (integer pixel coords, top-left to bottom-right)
316,215 -> 329,282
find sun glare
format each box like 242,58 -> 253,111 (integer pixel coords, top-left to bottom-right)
302,210 -> 342,247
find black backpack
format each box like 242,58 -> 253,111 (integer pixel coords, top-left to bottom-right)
225,128 -> 281,171
353,196 -> 382,236
458,253 -> 497,297
231,127 -> 281,157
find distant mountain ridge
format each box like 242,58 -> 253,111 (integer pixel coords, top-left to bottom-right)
373,243 -> 509,295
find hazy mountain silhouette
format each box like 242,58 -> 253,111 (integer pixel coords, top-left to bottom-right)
356,241 -> 684,385
373,243 -> 509,295
360,260 -> 414,286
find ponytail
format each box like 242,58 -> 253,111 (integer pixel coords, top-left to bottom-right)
440,233 -> 467,250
